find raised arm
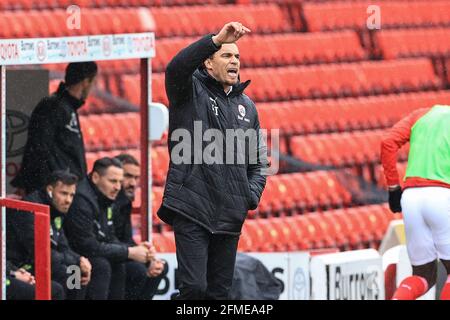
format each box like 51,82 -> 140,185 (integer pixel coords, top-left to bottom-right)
165,22 -> 251,106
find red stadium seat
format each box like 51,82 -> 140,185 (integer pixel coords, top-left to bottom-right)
303,1 -> 450,32
0,7 -> 153,38
376,28 -> 450,59
153,30 -> 367,72
290,129 -> 410,167
151,4 -> 289,38
237,58 -> 442,102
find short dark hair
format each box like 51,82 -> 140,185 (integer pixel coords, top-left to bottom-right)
92,157 -> 123,176
115,153 -> 140,166
46,170 -> 78,188
65,62 -> 98,86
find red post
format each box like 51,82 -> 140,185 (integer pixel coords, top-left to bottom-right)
140,58 -> 150,242
34,211 -> 51,300
0,199 -> 51,300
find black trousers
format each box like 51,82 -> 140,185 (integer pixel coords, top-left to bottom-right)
86,257 -> 126,300
125,260 -> 168,300
6,277 -> 65,300
173,214 -> 240,300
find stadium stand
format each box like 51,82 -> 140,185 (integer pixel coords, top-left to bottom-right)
4,0 -> 450,258
290,129 -> 409,167
376,27 -> 450,59
152,30 -> 367,71
258,91 -> 450,135
302,1 -> 450,32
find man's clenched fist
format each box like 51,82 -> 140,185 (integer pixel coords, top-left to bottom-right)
212,22 -> 251,46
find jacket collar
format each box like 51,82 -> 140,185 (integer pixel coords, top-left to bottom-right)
88,178 -> 115,209
55,81 -> 85,110
193,68 -> 251,98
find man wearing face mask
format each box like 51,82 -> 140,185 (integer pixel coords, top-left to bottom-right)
64,157 -> 150,300
6,170 -> 91,300
12,62 -> 98,195
113,154 -> 168,300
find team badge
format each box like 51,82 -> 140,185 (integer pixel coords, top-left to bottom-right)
238,104 -> 246,117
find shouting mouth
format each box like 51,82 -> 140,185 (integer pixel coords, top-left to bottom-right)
227,68 -> 238,79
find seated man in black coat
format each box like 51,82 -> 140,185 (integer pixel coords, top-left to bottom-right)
64,157 -> 150,300
114,154 -> 168,300
6,170 -> 91,299
5,259 -> 64,300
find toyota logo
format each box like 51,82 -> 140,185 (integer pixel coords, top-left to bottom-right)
6,110 -> 29,157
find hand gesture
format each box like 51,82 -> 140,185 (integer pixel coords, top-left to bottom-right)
212,22 -> 251,46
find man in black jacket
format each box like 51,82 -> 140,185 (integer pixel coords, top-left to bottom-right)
6,259 -> 65,300
64,157 -> 150,300
6,170 -> 91,299
114,153 -> 167,300
12,62 -> 98,195
5,260 -> 35,300
157,22 -> 268,299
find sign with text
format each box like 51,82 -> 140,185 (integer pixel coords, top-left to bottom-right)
310,249 -> 384,300
0,33 -> 155,66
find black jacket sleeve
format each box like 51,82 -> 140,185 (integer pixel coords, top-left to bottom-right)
165,34 -> 221,106
11,211 -> 36,263
6,260 -> 18,276
247,107 -> 268,210
12,98 -> 59,191
58,229 -> 81,267
64,198 -> 129,263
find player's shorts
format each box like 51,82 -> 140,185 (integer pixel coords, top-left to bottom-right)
401,187 -> 450,266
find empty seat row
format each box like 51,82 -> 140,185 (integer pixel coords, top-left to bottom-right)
256,170 -> 353,215
376,27 -> 450,59
151,4 -> 290,37
80,112 -> 141,151
257,90 -> 450,135
0,0 -> 225,11
290,129 -> 409,167
0,0 -> 79,10
0,8 -> 153,38
152,30 -> 367,72
241,58 -> 441,101
149,58 -> 441,105
303,1 -> 450,32
81,112 -> 168,151
0,4 -> 286,39
239,204 -> 399,252
120,73 -> 167,106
